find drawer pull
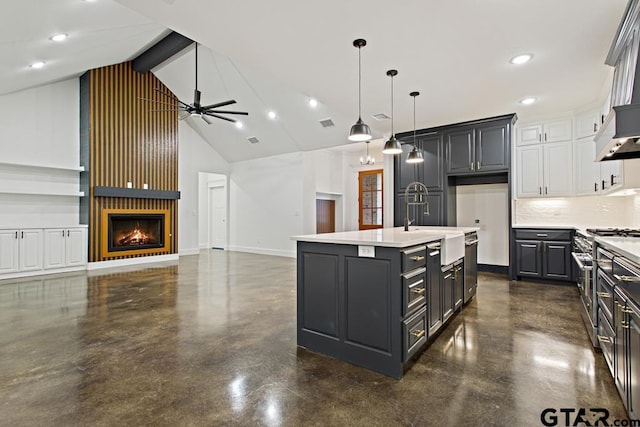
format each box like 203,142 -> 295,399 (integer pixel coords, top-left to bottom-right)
411,330 -> 426,339
429,251 -> 440,257
444,273 -> 452,279
410,256 -> 425,262
596,292 -> 611,299
622,323 -> 631,329
411,288 -> 426,296
536,234 -> 548,237
614,274 -> 640,283
597,335 -> 611,344
623,307 -> 635,314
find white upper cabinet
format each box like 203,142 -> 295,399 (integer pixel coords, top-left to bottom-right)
575,109 -> 601,139
517,118 -> 572,146
574,137 -> 600,195
516,141 -> 572,198
516,145 -> 544,197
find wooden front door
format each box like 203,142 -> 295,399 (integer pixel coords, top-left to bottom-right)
359,169 -> 383,230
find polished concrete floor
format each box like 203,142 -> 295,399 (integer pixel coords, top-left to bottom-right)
0,250 -> 629,426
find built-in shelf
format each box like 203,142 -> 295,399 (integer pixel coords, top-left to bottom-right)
93,186 -> 180,200
0,161 -> 85,172
0,190 -> 85,197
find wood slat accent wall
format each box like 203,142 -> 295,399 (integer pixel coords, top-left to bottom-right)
81,61 -> 178,262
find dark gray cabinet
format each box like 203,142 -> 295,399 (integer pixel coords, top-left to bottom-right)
514,228 -> 573,282
630,308 -> 640,420
453,259 -> 464,310
395,191 -> 443,227
445,122 -> 509,175
464,235 -> 478,304
395,134 -> 444,192
442,264 -> 455,323
427,242 -> 442,336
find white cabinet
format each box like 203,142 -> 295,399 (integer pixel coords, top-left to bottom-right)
600,160 -> 624,192
0,230 -> 19,274
19,230 -> 43,271
44,228 -> 87,270
0,227 -> 86,278
574,137 -> 601,195
575,109 -> 601,139
516,141 -> 572,198
518,119 -> 572,146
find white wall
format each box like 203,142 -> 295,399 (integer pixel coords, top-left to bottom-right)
229,152 -> 304,257
0,79 -> 81,227
178,122 -> 230,255
457,184 -> 509,266
514,195 -> 635,229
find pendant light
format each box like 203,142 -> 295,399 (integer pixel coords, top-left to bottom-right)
382,69 -> 402,154
348,39 -> 372,142
406,91 -> 424,164
360,141 -> 375,165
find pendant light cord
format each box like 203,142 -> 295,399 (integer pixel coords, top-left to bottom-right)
413,95 -> 417,147
390,74 -> 394,136
358,46 -> 362,119
195,43 -> 198,92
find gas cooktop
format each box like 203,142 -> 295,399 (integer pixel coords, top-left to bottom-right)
586,228 -> 640,237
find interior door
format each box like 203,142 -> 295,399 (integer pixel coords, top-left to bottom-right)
316,199 -> 335,234
209,186 -> 227,249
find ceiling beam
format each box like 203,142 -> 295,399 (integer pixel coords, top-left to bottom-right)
132,31 -> 194,73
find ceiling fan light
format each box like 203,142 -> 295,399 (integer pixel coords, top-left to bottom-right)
406,147 -> 424,164
382,136 -> 402,154
349,118 -> 372,142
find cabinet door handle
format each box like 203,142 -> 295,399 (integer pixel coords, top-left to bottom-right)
594,182 -> 598,192
602,180 -> 607,190
596,291 -> 611,299
470,162 -> 474,171
411,287 -> 426,296
614,274 -> 640,283
21,231 -> 23,239
15,231 -> 18,239
444,273 -> 452,279
476,161 -> 480,170
538,134 -> 542,142
410,256 -> 425,262
67,230 -> 70,237
622,323 -> 630,329
544,132 -> 548,141
539,187 -> 542,195
611,174 -> 617,186
544,186 -> 548,195
62,230 -> 65,237
593,123 -> 597,132
429,251 -> 440,257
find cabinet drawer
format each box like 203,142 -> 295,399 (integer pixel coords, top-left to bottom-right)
597,269 -> 615,325
514,229 -> 571,241
403,306 -> 428,362
401,245 -> 427,272
402,267 -> 427,317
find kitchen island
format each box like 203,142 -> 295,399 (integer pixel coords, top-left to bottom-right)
292,226 -> 478,378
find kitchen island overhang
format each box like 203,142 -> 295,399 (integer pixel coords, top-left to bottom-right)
292,227 -> 478,379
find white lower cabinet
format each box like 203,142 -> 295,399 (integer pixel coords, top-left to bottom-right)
516,141 -> 572,198
0,227 -> 86,278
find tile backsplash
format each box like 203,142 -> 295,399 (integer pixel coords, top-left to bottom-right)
514,195 -> 637,229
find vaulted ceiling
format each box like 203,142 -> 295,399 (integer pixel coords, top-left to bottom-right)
0,0 -> 629,162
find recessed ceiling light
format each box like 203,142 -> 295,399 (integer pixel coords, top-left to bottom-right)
511,54 -> 533,65
520,97 -> 537,105
309,98 -> 318,108
30,61 -> 45,69
235,121 -> 244,129
267,111 -> 277,120
50,33 -> 68,42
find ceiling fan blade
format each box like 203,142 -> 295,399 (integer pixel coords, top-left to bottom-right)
204,112 -> 236,123
201,115 -> 212,125
206,110 -> 249,116
201,100 -> 236,110
149,90 -> 191,108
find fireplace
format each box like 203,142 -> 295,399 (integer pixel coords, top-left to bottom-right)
101,209 -> 170,258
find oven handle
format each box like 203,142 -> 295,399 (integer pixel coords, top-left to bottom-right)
571,252 -> 593,271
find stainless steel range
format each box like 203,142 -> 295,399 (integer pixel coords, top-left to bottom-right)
574,228 -> 640,348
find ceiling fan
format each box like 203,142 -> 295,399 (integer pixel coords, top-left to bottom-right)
143,43 -> 248,124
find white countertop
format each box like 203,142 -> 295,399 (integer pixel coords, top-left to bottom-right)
595,237 -> 640,266
292,227 -> 450,248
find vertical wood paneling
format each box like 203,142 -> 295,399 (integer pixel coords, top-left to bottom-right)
88,61 -> 178,262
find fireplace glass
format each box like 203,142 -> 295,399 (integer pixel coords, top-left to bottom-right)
108,214 -> 164,252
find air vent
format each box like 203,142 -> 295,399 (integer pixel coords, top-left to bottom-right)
372,113 -> 391,121
247,137 -> 260,144
319,118 -> 335,128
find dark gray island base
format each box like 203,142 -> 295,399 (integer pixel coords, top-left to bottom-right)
295,228 -> 478,379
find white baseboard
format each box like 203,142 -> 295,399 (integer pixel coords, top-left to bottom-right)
227,245 -> 295,258
0,265 -> 86,281
179,248 -> 201,256
87,254 -> 179,270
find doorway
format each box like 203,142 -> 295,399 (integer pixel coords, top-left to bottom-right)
208,181 -> 227,249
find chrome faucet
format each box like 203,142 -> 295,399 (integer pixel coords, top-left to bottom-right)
404,181 -> 429,231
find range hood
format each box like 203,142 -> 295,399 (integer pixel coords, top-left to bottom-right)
595,0 -> 640,161
595,105 -> 640,161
